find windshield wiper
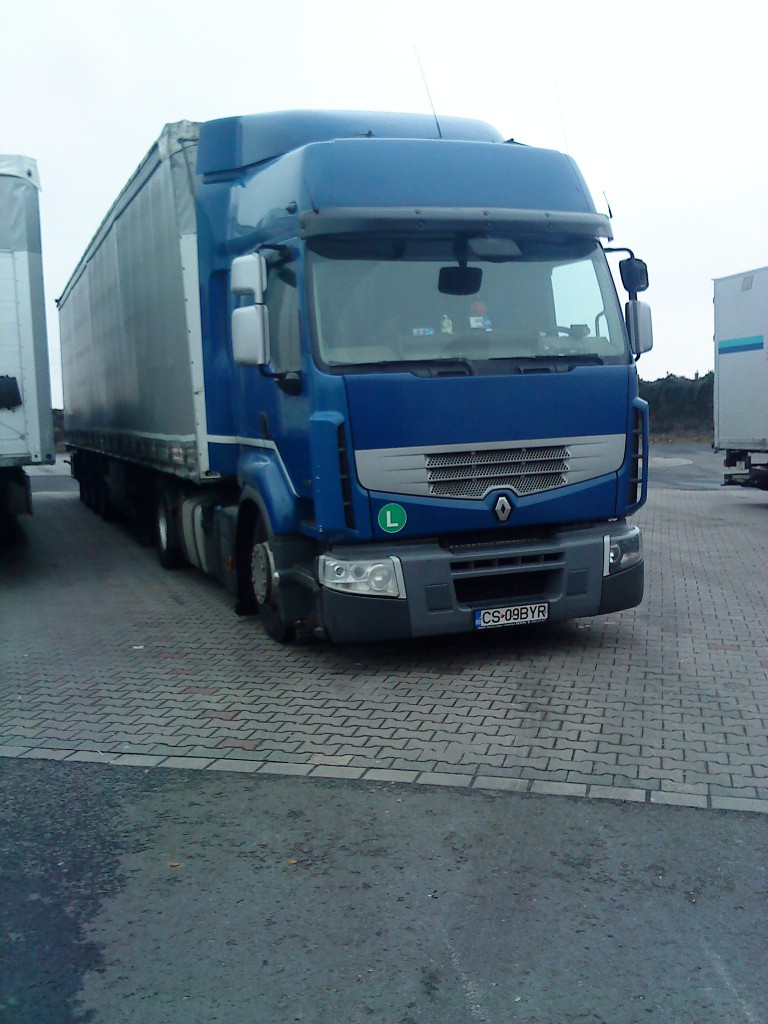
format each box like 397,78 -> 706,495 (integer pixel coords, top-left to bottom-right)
492,353 -> 605,371
338,357 -> 476,377
549,354 -> 605,367
422,357 -> 476,377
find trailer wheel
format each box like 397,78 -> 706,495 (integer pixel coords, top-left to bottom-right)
92,479 -> 106,518
101,486 -> 119,523
247,517 -> 295,644
155,488 -> 185,569
94,475 -> 118,522
83,476 -> 97,511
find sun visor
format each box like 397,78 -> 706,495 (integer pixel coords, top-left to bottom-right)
197,110 -> 504,176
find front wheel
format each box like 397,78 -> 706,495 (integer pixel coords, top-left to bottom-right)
244,517 -> 295,644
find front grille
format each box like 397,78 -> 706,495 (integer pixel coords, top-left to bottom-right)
450,550 -> 563,605
426,446 -> 569,499
442,527 -> 553,552
453,570 -> 556,604
451,551 -> 561,572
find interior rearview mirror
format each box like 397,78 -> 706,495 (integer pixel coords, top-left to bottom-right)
439,266 -> 483,295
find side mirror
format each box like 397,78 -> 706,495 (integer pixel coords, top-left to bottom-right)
231,253 -> 269,365
231,253 -> 267,301
619,257 -> 649,298
626,300 -> 653,357
233,305 -> 269,366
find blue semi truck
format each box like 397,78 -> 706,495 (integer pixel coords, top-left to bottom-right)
59,111 -> 652,643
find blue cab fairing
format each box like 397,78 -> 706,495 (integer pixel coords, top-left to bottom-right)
346,365 -> 641,538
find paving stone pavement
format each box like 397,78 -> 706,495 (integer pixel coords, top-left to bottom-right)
2,482 -> 767,813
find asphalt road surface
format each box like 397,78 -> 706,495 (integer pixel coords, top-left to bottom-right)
647,443 -> 724,491
1,759 -> 766,1024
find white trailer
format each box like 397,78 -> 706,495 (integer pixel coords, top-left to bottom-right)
0,156 -> 55,517
713,266 -> 768,489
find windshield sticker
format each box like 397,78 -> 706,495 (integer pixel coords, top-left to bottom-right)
470,301 -> 492,331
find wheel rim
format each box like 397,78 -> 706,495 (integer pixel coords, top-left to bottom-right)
251,542 -> 272,605
157,503 -> 169,551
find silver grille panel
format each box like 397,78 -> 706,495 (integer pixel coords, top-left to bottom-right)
355,434 -> 626,500
426,448 -> 569,498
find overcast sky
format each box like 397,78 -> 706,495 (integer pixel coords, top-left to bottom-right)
2,0 -> 766,404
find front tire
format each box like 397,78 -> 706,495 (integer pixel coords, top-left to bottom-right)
243,514 -> 294,644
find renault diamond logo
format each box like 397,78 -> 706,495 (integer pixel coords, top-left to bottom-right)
493,495 -> 513,522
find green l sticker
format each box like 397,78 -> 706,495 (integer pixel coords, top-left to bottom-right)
378,503 -> 407,533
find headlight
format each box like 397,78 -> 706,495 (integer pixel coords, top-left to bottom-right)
318,554 -> 406,598
603,526 -> 642,576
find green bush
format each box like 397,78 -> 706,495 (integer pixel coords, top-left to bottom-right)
639,373 -> 713,439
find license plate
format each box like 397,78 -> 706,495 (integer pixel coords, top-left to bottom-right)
474,603 -> 549,629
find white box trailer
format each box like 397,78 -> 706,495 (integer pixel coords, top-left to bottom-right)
714,266 -> 768,488
0,156 -> 55,518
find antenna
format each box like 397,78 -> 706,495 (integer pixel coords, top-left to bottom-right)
414,47 -> 443,139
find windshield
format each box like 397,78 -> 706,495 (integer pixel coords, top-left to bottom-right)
307,235 -> 628,372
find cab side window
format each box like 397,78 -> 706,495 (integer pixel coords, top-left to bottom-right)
266,265 -> 300,372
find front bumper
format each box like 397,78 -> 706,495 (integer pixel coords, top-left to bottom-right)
318,521 -> 644,643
